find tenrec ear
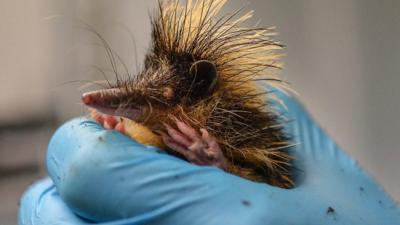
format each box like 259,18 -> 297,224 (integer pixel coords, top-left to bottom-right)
189,60 -> 218,93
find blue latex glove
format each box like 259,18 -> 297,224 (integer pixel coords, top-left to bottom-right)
19,92 -> 400,225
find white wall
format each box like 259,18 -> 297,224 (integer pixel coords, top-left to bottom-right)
0,0 -> 51,124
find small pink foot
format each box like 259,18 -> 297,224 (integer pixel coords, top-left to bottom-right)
91,110 -> 125,133
161,120 -> 228,170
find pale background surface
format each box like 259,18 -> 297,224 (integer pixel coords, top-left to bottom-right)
1,0 -> 399,224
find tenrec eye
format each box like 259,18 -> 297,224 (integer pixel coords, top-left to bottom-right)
162,87 -> 174,99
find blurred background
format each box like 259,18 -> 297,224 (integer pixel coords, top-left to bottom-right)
1,0 -> 399,223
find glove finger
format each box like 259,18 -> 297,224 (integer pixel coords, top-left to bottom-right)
271,89 -> 400,224
47,118 -> 282,224
18,178 -> 89,225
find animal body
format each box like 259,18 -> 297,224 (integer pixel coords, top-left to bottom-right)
82,0 -> 294,188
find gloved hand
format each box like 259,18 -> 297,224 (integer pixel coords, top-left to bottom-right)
19,91 -> 400,225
